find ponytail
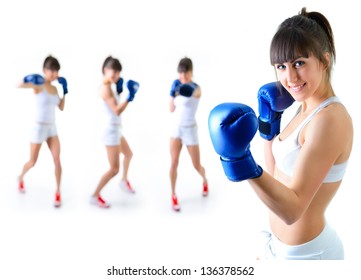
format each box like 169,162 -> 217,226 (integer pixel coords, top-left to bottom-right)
299,7 -> 336,63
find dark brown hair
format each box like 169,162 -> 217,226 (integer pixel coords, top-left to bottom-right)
43,55 -> 60,71
270,7 -> 335,80
102,56 -> 122,74
177,57 -> 193,73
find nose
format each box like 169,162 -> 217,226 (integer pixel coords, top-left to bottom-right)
286,68 -> 298,83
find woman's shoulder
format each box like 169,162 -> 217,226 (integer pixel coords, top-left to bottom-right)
46,84 -> 58,95
100,81 -> 112,90
317,100 -> 352,125
301,98 -> 353,163
99,82 -> 113,98
307,99 -> 353,141
191,82 -> 201,98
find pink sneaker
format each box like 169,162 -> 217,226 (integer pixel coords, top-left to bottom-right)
120,180 -> 135,194
172,195 -> 181,212
202,182 -> 209,197
18,180 -> 25,193
54,192 -> 61,208
90,195 -> 110,208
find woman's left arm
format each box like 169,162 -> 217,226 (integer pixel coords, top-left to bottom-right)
169,97 -> 176,112
193,86 -> 201,98
248,110 -> 349,224
57,88 -> 65,111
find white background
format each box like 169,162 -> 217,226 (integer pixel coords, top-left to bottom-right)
1,0 -> 360,279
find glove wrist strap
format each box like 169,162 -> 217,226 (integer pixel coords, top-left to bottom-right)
258,117 -> 281,141
220,154 -> 263,182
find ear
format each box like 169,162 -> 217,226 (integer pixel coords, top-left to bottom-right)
323,52 -> 331,69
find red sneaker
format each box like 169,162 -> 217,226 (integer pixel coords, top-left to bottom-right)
120,180 -> 135,194
172,195 -> 180,212
54,192 -> 61,208
90,195 -> 110,208
18,180 -> 25,193
202,182 -> 209,197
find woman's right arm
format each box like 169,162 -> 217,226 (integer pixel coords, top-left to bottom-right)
17,74 -> 44,93
17,82 -> 43,93
101,85 -> 128,116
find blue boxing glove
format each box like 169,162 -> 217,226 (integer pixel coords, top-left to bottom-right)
170,79 -> 181,97
208,103 -> 263,182
58,77 -> 68,94
126,80 -> 139,102
23,74 -> 45,85
116,78 -> 124,95
258,82 -> 294,140
178,82 -> 198,97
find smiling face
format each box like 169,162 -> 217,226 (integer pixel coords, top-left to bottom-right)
274,55 -> 328,102
270,11 -> 336,103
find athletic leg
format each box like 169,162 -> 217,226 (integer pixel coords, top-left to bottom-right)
47,136 -> 62,207
120,136 -> 133,181
47,136 -> 62,193
170,138 -> 182,196
187,144 -> 208,196
18,143 -> 42,192
170,138 -> 182,211
119,136 -> 135,193
92,145 -> 120,207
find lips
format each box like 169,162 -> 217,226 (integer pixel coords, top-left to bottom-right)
289,83 -> 306,93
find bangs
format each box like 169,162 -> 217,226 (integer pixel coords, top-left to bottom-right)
45,64 -> 60,71
105,60 -> 122,72
111,61 -> 122,72
270,28 -> 315,65
178,57 -> 193,73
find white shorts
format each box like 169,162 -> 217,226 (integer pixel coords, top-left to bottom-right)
170,125 -> 199,146
30,123 -> 58,144
103,124 -> 122,146
257,223 -> 344,260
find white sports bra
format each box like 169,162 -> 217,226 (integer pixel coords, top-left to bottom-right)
173,96 -> 200,126
34,88 -> 60,124
272,96 -> 348,183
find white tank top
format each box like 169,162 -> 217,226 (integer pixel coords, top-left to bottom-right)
272,96 -> 348,183
34,88 -> 60,124
173,96 -> 200,126
101,86 -> 121,125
